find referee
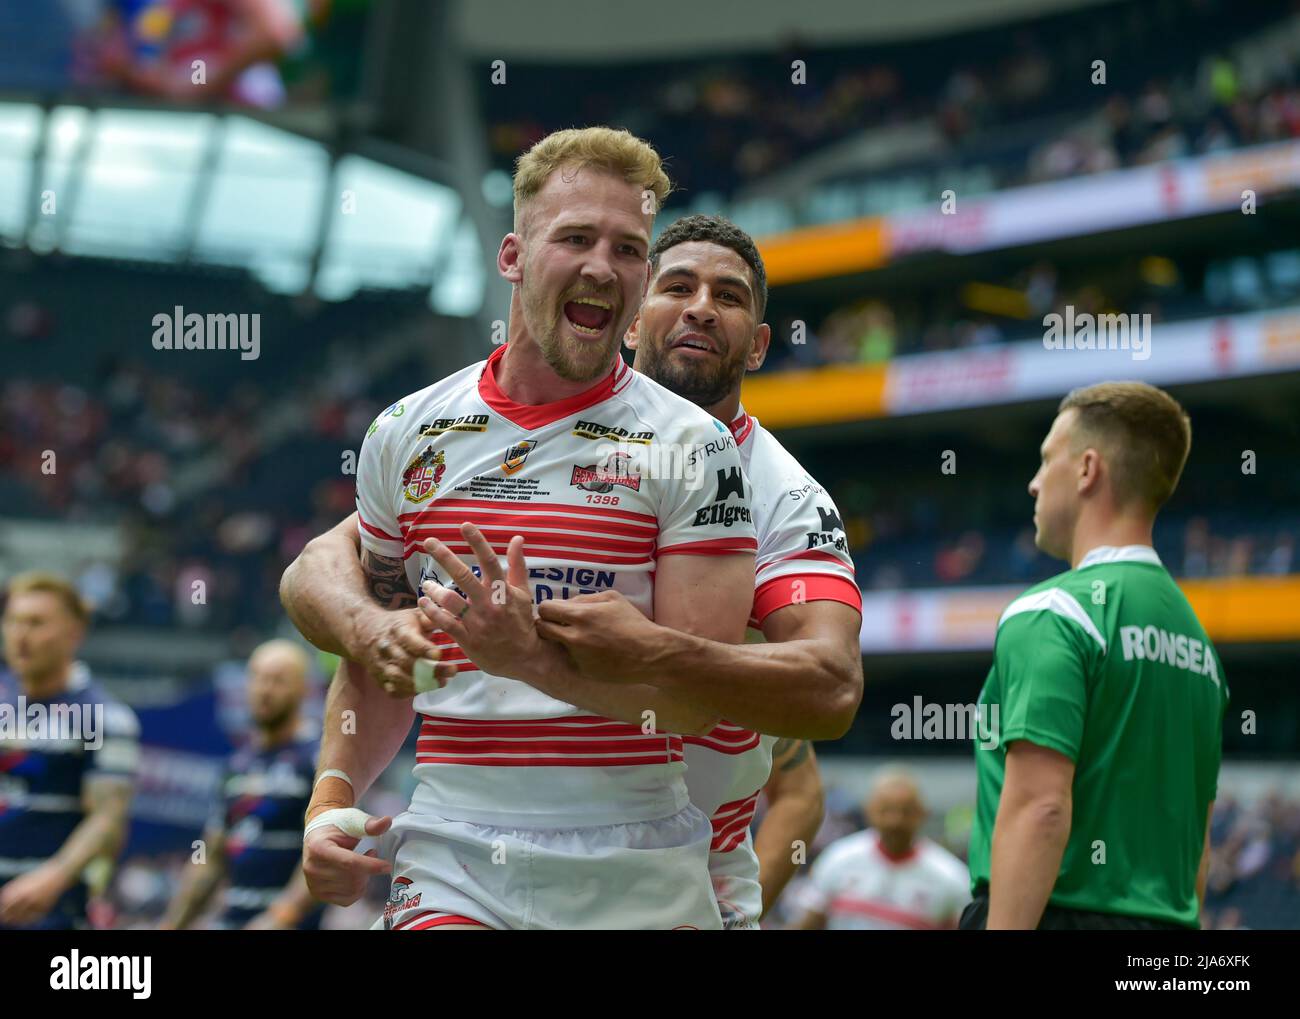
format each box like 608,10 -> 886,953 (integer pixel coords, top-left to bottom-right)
963,382 -> 1227,930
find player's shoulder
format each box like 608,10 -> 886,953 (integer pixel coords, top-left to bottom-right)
746,417 -> 837,509
74,670 -> 140,736
363,361 -> 486,443
997,570 -> 1106,650
819,828 -> 876,868
615,369 -> 732,441
916,837 -> 969,881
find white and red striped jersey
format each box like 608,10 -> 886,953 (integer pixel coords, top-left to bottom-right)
682,407 -> 862,924
355,346 -> 756,828
798,829 -> 970,930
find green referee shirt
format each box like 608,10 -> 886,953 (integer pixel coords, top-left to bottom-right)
968,545 -> 1228,928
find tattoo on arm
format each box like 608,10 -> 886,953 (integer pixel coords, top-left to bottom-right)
772,737 -> 812,771
362,551 -> 417,609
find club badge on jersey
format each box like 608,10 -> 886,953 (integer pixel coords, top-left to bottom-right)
402,446 -> 446,503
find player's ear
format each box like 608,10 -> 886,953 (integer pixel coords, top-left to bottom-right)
747,322 -> 772,372
625,314 -> 641,350
498,233 -> 524,284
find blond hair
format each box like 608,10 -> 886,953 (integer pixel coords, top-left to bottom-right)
513,127 -> 672,233
5,571 -> 89,625
1059,381 -> 1192,512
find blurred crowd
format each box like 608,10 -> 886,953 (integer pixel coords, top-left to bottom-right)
6,0 -> 370,108
484,0 -> 1292,202
772,244 -> 1300,368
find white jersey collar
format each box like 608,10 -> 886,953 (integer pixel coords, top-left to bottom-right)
1077,544 -> 1162,570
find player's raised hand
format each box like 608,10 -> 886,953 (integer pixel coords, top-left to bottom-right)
419,524 -> 544,680
536,590 -> 658,683
350,605 -> 454,698
301,809 -> 393,906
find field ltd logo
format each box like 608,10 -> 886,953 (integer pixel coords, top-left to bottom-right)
50,951 -> 151,999
151,306 -> 260,361
1043,305 -> 1150,361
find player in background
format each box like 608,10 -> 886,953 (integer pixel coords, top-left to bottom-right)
161,639 -> 321,929
790,769 -> 969,930
289,127 -> 759,930
964,382 -> 1226,930
0,573 -> 139,930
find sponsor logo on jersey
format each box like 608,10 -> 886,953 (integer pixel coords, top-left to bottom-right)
692,502 -> 752,527
570,451 -> 641,492
572,419 -> 654,444
384,876 -> 422,926
806,505 -> 847,550
419,414 -> 489,436
401,445 -> 446,503
501,440 -> 538,476
691,466 -> 751,526
714,466 -> 745,501
366,401 -> 405,437
684,432 -> 736,467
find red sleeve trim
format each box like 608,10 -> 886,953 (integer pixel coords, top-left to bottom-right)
358,514 -> 402,543
656,537 -> 758,557
752,574 -> 863,626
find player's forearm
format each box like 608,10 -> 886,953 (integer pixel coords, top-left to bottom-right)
49,804 -> 129,892
280,527 -> 374,659
987,797 -> 1070,929
162,855 -> 226,929
268,866 -> 317,927
755,790 -> 824,917
308,660 -> 414,821
647,631 -> 860,740
520,644 -> 717,736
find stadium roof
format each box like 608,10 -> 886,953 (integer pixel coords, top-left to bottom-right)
455,0 -> 1117,60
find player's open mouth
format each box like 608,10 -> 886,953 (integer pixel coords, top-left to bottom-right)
670,332 -> 718,356
564,297 -> 613,336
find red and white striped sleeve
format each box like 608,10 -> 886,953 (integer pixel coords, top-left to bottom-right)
752,481 -> 861,626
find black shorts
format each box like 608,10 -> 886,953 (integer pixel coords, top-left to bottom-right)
959,889 -> 1190,931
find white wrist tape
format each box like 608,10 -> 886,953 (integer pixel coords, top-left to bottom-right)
303,807 -> 373,842
314,769 -> 353,790
412,658 -> 440,694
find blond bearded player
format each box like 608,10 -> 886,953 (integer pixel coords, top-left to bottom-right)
288,128 -> 758,930
283,214 -> 865,929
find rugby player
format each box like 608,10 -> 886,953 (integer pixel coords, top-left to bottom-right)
284,213 -> 865,927
161,639 -> 322,929
0,572 -> 138,930
286,127 -> 759,930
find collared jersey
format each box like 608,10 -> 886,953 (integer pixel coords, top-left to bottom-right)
682,407 -> 862,923
799,829 -> 970,930
355,347 -> 757,827
968,545 -> 1228,928
213,734 -> 322,929
0,664 -> 139,928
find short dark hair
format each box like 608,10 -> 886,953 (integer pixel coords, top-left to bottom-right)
648,214 -> 768,320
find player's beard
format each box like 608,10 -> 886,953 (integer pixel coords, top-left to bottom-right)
253,701 -> 295,734
638,332 -> 749,409
521,277 -> 625,384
